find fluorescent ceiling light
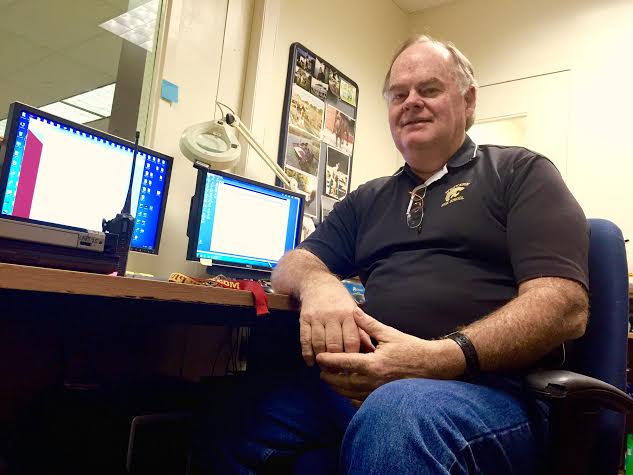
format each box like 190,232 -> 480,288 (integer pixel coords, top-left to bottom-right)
0,82 -> 116,134
64,83 -> 116,117
99,0 -> 159,52
40,102 -> 101,124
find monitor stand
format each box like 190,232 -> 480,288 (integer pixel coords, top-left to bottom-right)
206,265 -> 271,282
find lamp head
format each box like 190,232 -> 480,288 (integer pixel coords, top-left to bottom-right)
179,119 -> 241,170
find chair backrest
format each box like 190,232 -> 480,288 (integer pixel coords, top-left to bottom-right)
566,219 -> 630,475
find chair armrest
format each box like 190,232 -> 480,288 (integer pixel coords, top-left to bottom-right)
525,369 -> 633,413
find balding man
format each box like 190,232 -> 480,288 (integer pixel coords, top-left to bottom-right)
210,35 -> 588,475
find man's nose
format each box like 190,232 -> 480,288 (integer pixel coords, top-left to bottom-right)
403,90 -> 424,110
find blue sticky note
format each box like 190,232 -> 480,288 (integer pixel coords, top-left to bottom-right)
161,80 -> 178,103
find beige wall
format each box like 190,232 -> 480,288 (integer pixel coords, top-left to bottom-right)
411,0 -> 633,268
128,0 -> 633,277
127,0 -> 253,278
129,0 -> 408,278
239,0 -> 409,189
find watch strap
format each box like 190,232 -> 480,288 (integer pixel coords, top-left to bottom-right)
445,331 -> 480,378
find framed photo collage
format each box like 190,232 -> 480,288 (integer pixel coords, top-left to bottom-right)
277,43 -> 359,225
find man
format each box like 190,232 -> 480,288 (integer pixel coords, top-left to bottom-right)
211,35 -> 588,474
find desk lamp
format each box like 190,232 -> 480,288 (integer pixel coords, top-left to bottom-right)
179,116 -> 241,170
179,102 -> 296,189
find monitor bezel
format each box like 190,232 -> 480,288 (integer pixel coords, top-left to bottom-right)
186,162 -> 305,276
0,101 -> 173,255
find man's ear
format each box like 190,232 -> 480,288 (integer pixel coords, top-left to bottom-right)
464,85 -> 477,118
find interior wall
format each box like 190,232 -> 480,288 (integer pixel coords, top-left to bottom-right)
130,0 -> 408,278
127,0 -> 254,278
410,0 -> 633,268
243,0 -> 409,189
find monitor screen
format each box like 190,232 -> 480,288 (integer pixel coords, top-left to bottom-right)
187,164 -> 304,277
0,102 -> 172,254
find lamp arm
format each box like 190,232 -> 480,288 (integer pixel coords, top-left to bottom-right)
235,123 -> 292,188
224,113 -> 293,189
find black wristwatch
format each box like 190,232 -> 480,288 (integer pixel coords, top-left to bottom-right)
445,331 -> 480,378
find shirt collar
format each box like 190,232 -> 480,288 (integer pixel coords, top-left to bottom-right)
447,135 -> 477,168
395,135 -> 478,184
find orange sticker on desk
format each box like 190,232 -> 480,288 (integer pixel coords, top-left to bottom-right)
168,273 -> 269,316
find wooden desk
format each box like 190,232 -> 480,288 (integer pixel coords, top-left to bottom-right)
0,263 -> 299,423
0,263 -> 304,473
0,262 -> 297,314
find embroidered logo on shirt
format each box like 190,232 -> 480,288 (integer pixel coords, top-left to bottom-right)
442,182 -> 470,207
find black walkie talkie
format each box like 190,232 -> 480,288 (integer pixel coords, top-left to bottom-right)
102,131 -> 139,276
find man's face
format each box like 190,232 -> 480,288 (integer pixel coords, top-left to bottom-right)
386,42 -> 475,159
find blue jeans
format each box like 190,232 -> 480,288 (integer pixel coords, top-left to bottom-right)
202,366 -> 548,475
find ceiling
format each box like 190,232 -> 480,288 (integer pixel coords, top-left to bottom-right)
0,0 -> 455,129
0,0 -> 134,122
392,0 -> 458,14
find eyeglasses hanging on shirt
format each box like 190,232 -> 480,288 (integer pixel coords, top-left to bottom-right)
407,183 -> 427,229
405,143 -> 478,232
406,166 -> 446,232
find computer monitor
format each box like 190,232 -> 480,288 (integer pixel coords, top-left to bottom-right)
0,102 -> 172,254
186,163 -> 304,279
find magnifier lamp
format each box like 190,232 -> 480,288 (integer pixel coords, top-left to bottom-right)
179,102 -> 296,189
179,117 -> 241,171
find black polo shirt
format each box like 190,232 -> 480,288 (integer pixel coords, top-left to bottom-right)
298,136 -> 588,339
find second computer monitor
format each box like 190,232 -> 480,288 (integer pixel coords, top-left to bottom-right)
187,164 -> 304,279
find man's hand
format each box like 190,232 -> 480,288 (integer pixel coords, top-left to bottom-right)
299,280 -> 374,367
271,248 -> 374,366
317,308 -> 465,403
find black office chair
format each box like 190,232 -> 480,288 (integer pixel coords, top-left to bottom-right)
526,219 -> 632,475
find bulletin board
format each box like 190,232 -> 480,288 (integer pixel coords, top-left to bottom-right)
277,43 -> 359,224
